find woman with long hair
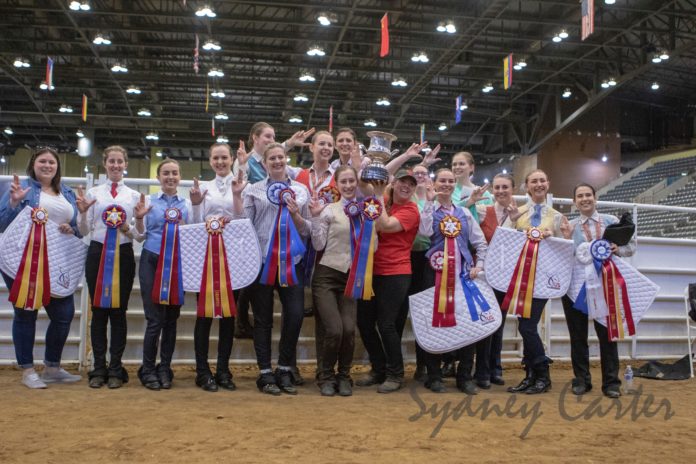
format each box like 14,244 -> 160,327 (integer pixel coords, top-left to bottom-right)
188,143 -> 246,392
0,148 -> 83,388
77,145 -> 141,389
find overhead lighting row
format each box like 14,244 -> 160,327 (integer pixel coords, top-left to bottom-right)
513,59 -> 527,71
211,89 -> 226,98
13,57 -> 30,68
288,115 -> 303,123
376,96 -> 391,106
195,5 -> 216,18
651,50 -> 670,63
202,39 -> 222,51
411,51 -> 429,63
552,29 -> 569,43
293,93 -> 309,102
111,62 -> 128,73
600,77 -> 617,88
307,45 -> 326,57
316,12 -> 337,26
92,33 -> 111,45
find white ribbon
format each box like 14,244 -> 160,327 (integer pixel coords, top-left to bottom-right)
576,242 -> 609,321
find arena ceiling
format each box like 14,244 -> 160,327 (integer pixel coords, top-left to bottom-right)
1,0 -> 696,162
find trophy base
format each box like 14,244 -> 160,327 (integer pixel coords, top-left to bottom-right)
360,165 -> 390,184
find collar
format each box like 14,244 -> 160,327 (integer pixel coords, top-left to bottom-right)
309,164 -> 334,175
215,173 -> 234,184
579,210 -> 600,224
494,202 -> 508,213
265,176 -> 291,186
436,202 -> 455,213
340,197 -> 357,206
157,190 -> 181,201
106,179 -> 124,187
250,150 -> 263,163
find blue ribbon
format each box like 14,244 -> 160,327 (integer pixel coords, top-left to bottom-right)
158,222 -> 183,303
99,227 -> 119,307
460,272 -> 490,322
262,204 -> 306,286
348,219 -> 375,299
573,258 -> 603,314
349,215 -> 362,256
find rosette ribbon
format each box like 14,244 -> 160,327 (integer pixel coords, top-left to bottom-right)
93,205 -> 126,308
502,227 -> 543,318
344,196 -> 381,300
10,207 -> 51,310
344,200 -> 362,256
152,207 -> 184,306
430,215 -> 462,327
260,182 -> 306,287
197,217 -> 237,318
574,239 -> 635,341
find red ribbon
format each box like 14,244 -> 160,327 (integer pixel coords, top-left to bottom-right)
501,230 -> 542,318
602,259 -> 635,341
432,236 -> 457,327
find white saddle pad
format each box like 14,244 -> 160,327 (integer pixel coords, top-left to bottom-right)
409,276 -> 502,354
485,227 -> 575,299
568,255 -> 659,331
0,206 -> 87,297
178,218 -> 262,292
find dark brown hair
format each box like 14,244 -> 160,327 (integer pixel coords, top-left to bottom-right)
102,145 -> 128,164
573,182 -> 596,198
156,158 -> 180,176
333,165 -> 357,182
493,172 -> 515,188
209,143 -> 232,159
27,147 -> 62,194
524,169 -> 548,184
335,127 -> 357,141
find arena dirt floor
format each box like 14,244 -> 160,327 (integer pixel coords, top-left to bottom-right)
1,362 -> 694,464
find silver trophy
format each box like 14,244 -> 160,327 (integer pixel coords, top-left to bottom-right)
361,131 -> 397,184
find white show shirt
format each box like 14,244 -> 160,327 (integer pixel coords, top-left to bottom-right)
78,179 -> 141,244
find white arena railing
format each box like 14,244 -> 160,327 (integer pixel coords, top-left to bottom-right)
0,176 -> 695,369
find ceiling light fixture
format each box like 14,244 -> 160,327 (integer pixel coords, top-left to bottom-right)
459,101 -> 468,111
604,0 -> 616,4
76,129 -> 84,137
299,72 -> 316,82
202,39 -> 222,51
482,82 -> 494,93
216,135 -> 229,143
208,68 -> 224,77
376,96 -> 391,106
59,104 -> 74,113
438,122 -> 447,131
601,154 -> 608,163
391,76 -> 407,87
558,29 -> 569,39
195,5 -> 216,18
363,119 -> 377,127
317,12 -> 337,26
155,150 -> 163,157
4,126 -> 13,135
293,93 -> 309,102
288,115 -> 303,123
651,82 -> 660,90
307,45 -> 326,57
211,89 -> 226,98
601,80 -> 610,89
552,34 -> 562,43
13,57 -> 30,68
562,87 -> 572,98
110,62 -> 128,73
659,50 -> 670,61
608,76 -> 617,86
145,131 -> 159,141
137,108 -> 152,117
445,21 -> 456,34
214,112 -> 229,120
651,53 -> 662,64
92,33 -> 111,45
436,21 -> 447,32
411,51 -> 429,63
126,85 -> 141,94
69,1 -> 91,11
39,81 -> 55,91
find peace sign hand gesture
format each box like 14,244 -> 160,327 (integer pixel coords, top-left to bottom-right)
9,174 -> 31,208
231,170 -> 247,195
236,140 -> 250,166
134,193 -> 152,220
75,185 -> 97,214
189,177 -> 206,206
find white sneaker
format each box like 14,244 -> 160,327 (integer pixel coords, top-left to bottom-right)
22,369 -> 48,389
41,366 -> 82,384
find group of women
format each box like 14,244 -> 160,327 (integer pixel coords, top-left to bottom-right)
0,123 -> 630,399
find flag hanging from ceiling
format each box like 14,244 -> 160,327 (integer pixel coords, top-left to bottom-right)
329,105 -> 333,133
380,13 -> 389,57
581,0 -> 594,41
46,57 -> 54,88
455,95 -> 463,124
194,34 -> 200,74
419,124 -> 425,144
503,53 -> 513,90
81,94 -> 88,122
205,80 -> 209,112
211,116 -> 215,137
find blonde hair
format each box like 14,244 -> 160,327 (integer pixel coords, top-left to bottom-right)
248,122 -> 273,148
452,151 -> 474,166
262,142 -> 285,160
102,145 -> 128,164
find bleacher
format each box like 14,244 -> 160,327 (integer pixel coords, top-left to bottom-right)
597,155 -> 696,238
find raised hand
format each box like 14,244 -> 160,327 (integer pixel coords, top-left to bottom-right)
9,174 -> 31,208
506,202 -> 521,222
425,180 -> 436,202
469,183 -> 490,204
285,128 -> 316,149
308,196 -> 327,218
134,193 -> 152,220
422,144 -> 442,168
58,223 -> 75,235
189,177 -> 206,206
75,185 -> 97,214
236,140 -> 250,166
401,142 -> 429,162
560,215 -> 572,240
231,169 -> 247,195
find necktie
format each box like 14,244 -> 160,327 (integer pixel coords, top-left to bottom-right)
531,204 -> 542,227
216,178 -> 228,195
110,182 -> 118,199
